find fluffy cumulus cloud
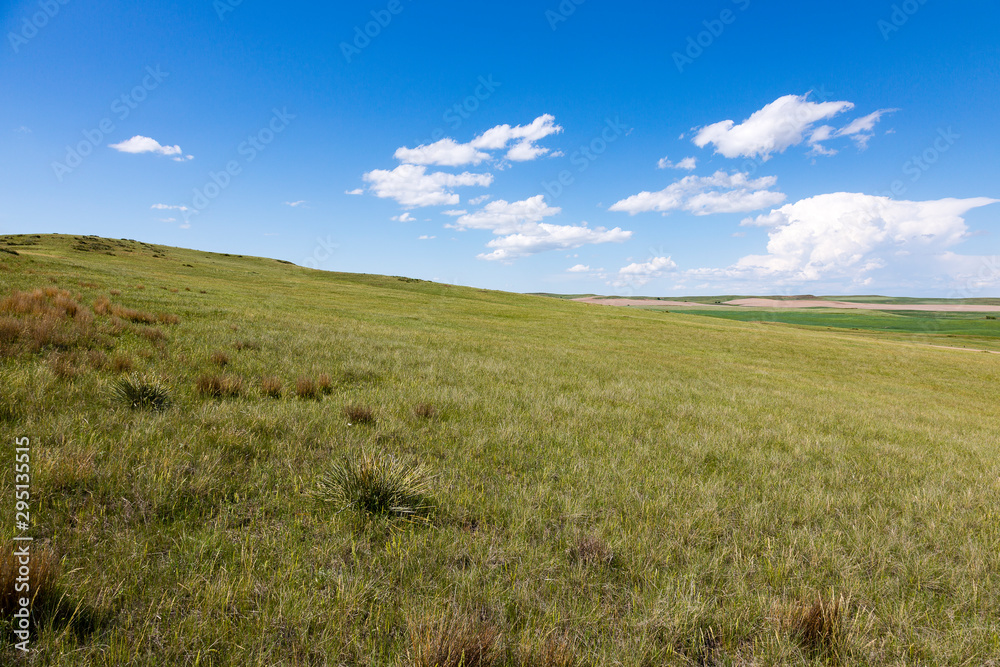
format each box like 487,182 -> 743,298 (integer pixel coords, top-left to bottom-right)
692,94 -> 895,160
449,195 -> 560,234
394,139 -> 491,167
392,115 -> 563,167
614,256 -> 678,287
610,171 -> 786,216
361,116 -> 562,209
567,264 -> 591,273
479,223 -> 632,262
110,135 -> 193,161
688,194 -> 999,285
448,195 -> 631,261
363,164 -> 493,207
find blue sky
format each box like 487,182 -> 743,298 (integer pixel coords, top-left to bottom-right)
2,0 -> 998,296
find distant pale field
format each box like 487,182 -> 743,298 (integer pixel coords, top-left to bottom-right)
2,234 -> 999,665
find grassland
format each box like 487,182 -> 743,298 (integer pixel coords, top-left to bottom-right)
2,234 -> 1000,665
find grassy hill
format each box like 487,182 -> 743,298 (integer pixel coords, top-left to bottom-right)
2,234 -> 999,665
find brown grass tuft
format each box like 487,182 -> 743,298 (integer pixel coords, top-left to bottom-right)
195,374 -> 243,398
111,354 -> 133,374
317,373 -> 334,394
784,593 -> 847,657
48,352 -> 80,380
109,289 -> 122,296
209,350 -> 230,367
295,377 -> 318,399
261,376 -> 283,398
157,312 -> 180,325
517,633 -> 577,667
0,543 -> 61,615
234,340 -> 261,351
137,326 -> 166,342
86,349 -> 108,370
414,402 -> 438,419
345,404 -> 376,425
568,534 -> 614,566
410,613 -> 500,667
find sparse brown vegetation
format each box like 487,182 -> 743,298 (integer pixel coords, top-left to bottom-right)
784,593 -> 847,659
0,543 -> 61,615
195,374 -> 244,398
110,354 -> 133,374
261,376 -> 283,398
568,533 -> 614,566
234,340 -> 262,351
210,350 -> 230,367
409,613 -> 500,667
317,373 -> 334,394
344,404 -> 376,425
414,402 -> 438,419
295,377 -> 318,399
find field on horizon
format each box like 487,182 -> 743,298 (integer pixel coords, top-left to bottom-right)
2,234 -> 1000,665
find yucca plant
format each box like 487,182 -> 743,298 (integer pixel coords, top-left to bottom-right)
111,373 -> 172,411
315,449 -> 434,520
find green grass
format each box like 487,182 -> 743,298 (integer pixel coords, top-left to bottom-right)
1,234 -> 1000,664
671,306 -> 1000,337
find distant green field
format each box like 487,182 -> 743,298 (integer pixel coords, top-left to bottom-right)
671,307 -> 1000,338
2,235 -> 1000,665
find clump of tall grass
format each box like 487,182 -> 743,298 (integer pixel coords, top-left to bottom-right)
295,377 -> 319,399
345,404 -> 377,425
414,402 -> 438,419
409,612 -> 499,667
195,374 -> 243,398
0,543 -> 61,614
261,376 -> 283,398
209,350 -> 230,367
784,592 -> 847,658
112,373 -> 172,411
315,449 -> 434,520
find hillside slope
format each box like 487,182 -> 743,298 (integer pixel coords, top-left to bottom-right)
1,234 -> 999,665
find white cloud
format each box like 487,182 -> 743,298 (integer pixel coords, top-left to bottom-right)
110,135 -> 192,160
418,235 -> 436,240
392,212 -> 416,222
657,156 -> 698,170
151,203 -> 189,212
395,138 -> 491,167
392,115 -> 563,167
345,188 -> 364,195
688,194 -> 999,285
158,218 -> 176,223
363,164 -> 493,207
450,195 -> 560,234
609,171 -> 786,216
567,264 -> 591,273
468,195 -> 491,205
478,223 -> 631,261
614,256 -> 678,287
447,195 -> 631,261
835,108 -> 899,149
442,210 -> 467,216
693,94 -> 858,160
285,200 -> 307,208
